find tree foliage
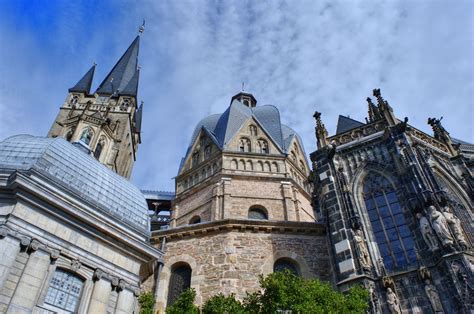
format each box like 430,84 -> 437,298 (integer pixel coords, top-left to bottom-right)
166,288 -> 199,314
138,292 -> 154,314
167,271 -> 369,314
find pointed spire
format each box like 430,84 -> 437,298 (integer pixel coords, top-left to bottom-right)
95,36 -> 140,97
69,64 -> 96,94
313,111 -> 329,149
366,97 -> 382,123
120,69 -> 140,96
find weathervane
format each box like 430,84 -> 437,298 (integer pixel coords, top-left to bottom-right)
139,19 -> 146,34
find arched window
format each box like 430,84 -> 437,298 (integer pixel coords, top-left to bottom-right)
246,160 -> 253,171
239,138 -> 251,152
192,152 -> 200,167
274,258 -> 299,275
264,162 -> 271,172
272,162 -> 279,173
94,138 -> 105,160
239,159 -> 246,170
249,125 -> 258,136
79,128 -> 93,146
248,206 -> 268,220
189,216 -> 201,224
258,139 -> 269,154
167,264 -> 192,306
44,269 -> 84,312
204,145 -> 212,159
70,95 -> 79,105
363,172 -> 417,271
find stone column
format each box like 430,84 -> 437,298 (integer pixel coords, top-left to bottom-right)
222,178 -> 232,219
87,269 -> 112,314
281,182 -> 296,221
0,227 -> 21,289
210,183 -> 221,221
8,240 -> 51,312
115,282 -> 136,314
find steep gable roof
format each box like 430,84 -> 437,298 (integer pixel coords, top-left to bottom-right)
69,64 -> 96,94
335,115 -> 365,134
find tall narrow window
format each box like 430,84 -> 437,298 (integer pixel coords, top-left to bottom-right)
258,139 -> 269,154
167,264 -> 192,306
204,145 -> 211,159
249,125 -> 258,136
363,172 -> 417,271
94,139 -> 105,160
45,269 -> 84,313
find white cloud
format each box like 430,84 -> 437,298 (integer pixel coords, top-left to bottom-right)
0,0 -> 472,191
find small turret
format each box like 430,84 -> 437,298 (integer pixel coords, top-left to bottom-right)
313,111 -> 329,149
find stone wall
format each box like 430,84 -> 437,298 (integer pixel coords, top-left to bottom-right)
154,225 -> 330,310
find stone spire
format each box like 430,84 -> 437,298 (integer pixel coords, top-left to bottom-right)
366,97 -> 382,123
373,88 -> 397,126
313,111 -> 329,149
69,64 -> 96,94
95,36 -> 140,97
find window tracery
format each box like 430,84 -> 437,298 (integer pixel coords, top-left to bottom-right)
249,125 -> 258,136
362,172 -> 417,271
79,128 -> 93,146
258,139 -> 269,154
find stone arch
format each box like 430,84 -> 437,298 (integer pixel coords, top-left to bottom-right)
262,251 -> 313,279
230,159 -> 238,170
248,205 -> 268,220
246,160 -> 253,171
272,162 -> 279,172
257,161 -> 264,172
273,257 -> 300,275
239,159 -> 246,170
189,215 -> 201,224
158,255 -> 200,309
264,161 -> 271,172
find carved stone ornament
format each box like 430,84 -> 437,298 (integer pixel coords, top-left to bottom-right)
418,266 -> 431,280
0,226 -> 9,238
382,276 -> 395,289
427,205 -> 454,247
93,268 -> 105,281
50,249 -> 60,261
416,212 -> 439,251
133,287 -> 141,297
111,277 -> 119,287
424,279 -> 444,313
118,279 -> 127,291
71,260 -> 81,271
20,236 -> 31,248
29,239 -> 41,252
386,287 -> 402,314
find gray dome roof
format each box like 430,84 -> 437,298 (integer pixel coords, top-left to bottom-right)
181,100 -> 306,171
0,135 -> 150,235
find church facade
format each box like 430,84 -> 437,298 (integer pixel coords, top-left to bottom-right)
0,30 -> 472,314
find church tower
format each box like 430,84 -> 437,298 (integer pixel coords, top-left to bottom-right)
47,34 -> 143,179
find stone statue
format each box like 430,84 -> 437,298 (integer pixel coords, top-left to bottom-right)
386,287 -> 402,314
354,229 -> 371,270
424,279 -> 444,313
416,213 -> 439,251
443,206 -> 468,249
427,205 -> 453,247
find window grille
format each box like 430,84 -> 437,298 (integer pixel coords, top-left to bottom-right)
45,269 -> 84,313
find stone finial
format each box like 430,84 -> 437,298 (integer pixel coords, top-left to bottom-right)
427,117 -> 457,156
313,111 -> 329,149
366,97 -> 382,123
372,88 -> 397,126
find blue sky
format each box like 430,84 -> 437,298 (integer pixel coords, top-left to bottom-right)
0,0 -> 472,192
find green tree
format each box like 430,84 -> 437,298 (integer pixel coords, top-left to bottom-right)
138,292 -> 154,314
202,293 -> 246,314
166,288 -> 199,314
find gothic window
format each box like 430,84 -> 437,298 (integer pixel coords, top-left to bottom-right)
249,125 -> 258,136
212,163 -> 218,173
248,206 -> 268,220
273,258 -> 299,275
258,139 -> 269,154
79,128 -> 93,146
239,138 -> 251,152
167,264 -> 192,307
44,269 -> 84,313
363,172 -> 417,272
192,152 -> 200,167
94,138 -> 105,160
204,145 -> 212,159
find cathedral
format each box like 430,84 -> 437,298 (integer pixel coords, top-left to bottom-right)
0,31 -> 472,314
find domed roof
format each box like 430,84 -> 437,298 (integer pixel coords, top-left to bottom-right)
0,135 -> 150,236
181,99 -> 306,170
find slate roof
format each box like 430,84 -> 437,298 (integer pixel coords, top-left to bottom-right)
69,64 -> 96,94
335,115 -> 365,134
180,99 -> 305,172
0,135 -> 150,236
95,36 -> 140,97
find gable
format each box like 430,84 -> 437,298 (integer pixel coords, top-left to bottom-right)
179,128 -> 221,175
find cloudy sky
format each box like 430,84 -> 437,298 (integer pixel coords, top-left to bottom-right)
0,0 -> 472,191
